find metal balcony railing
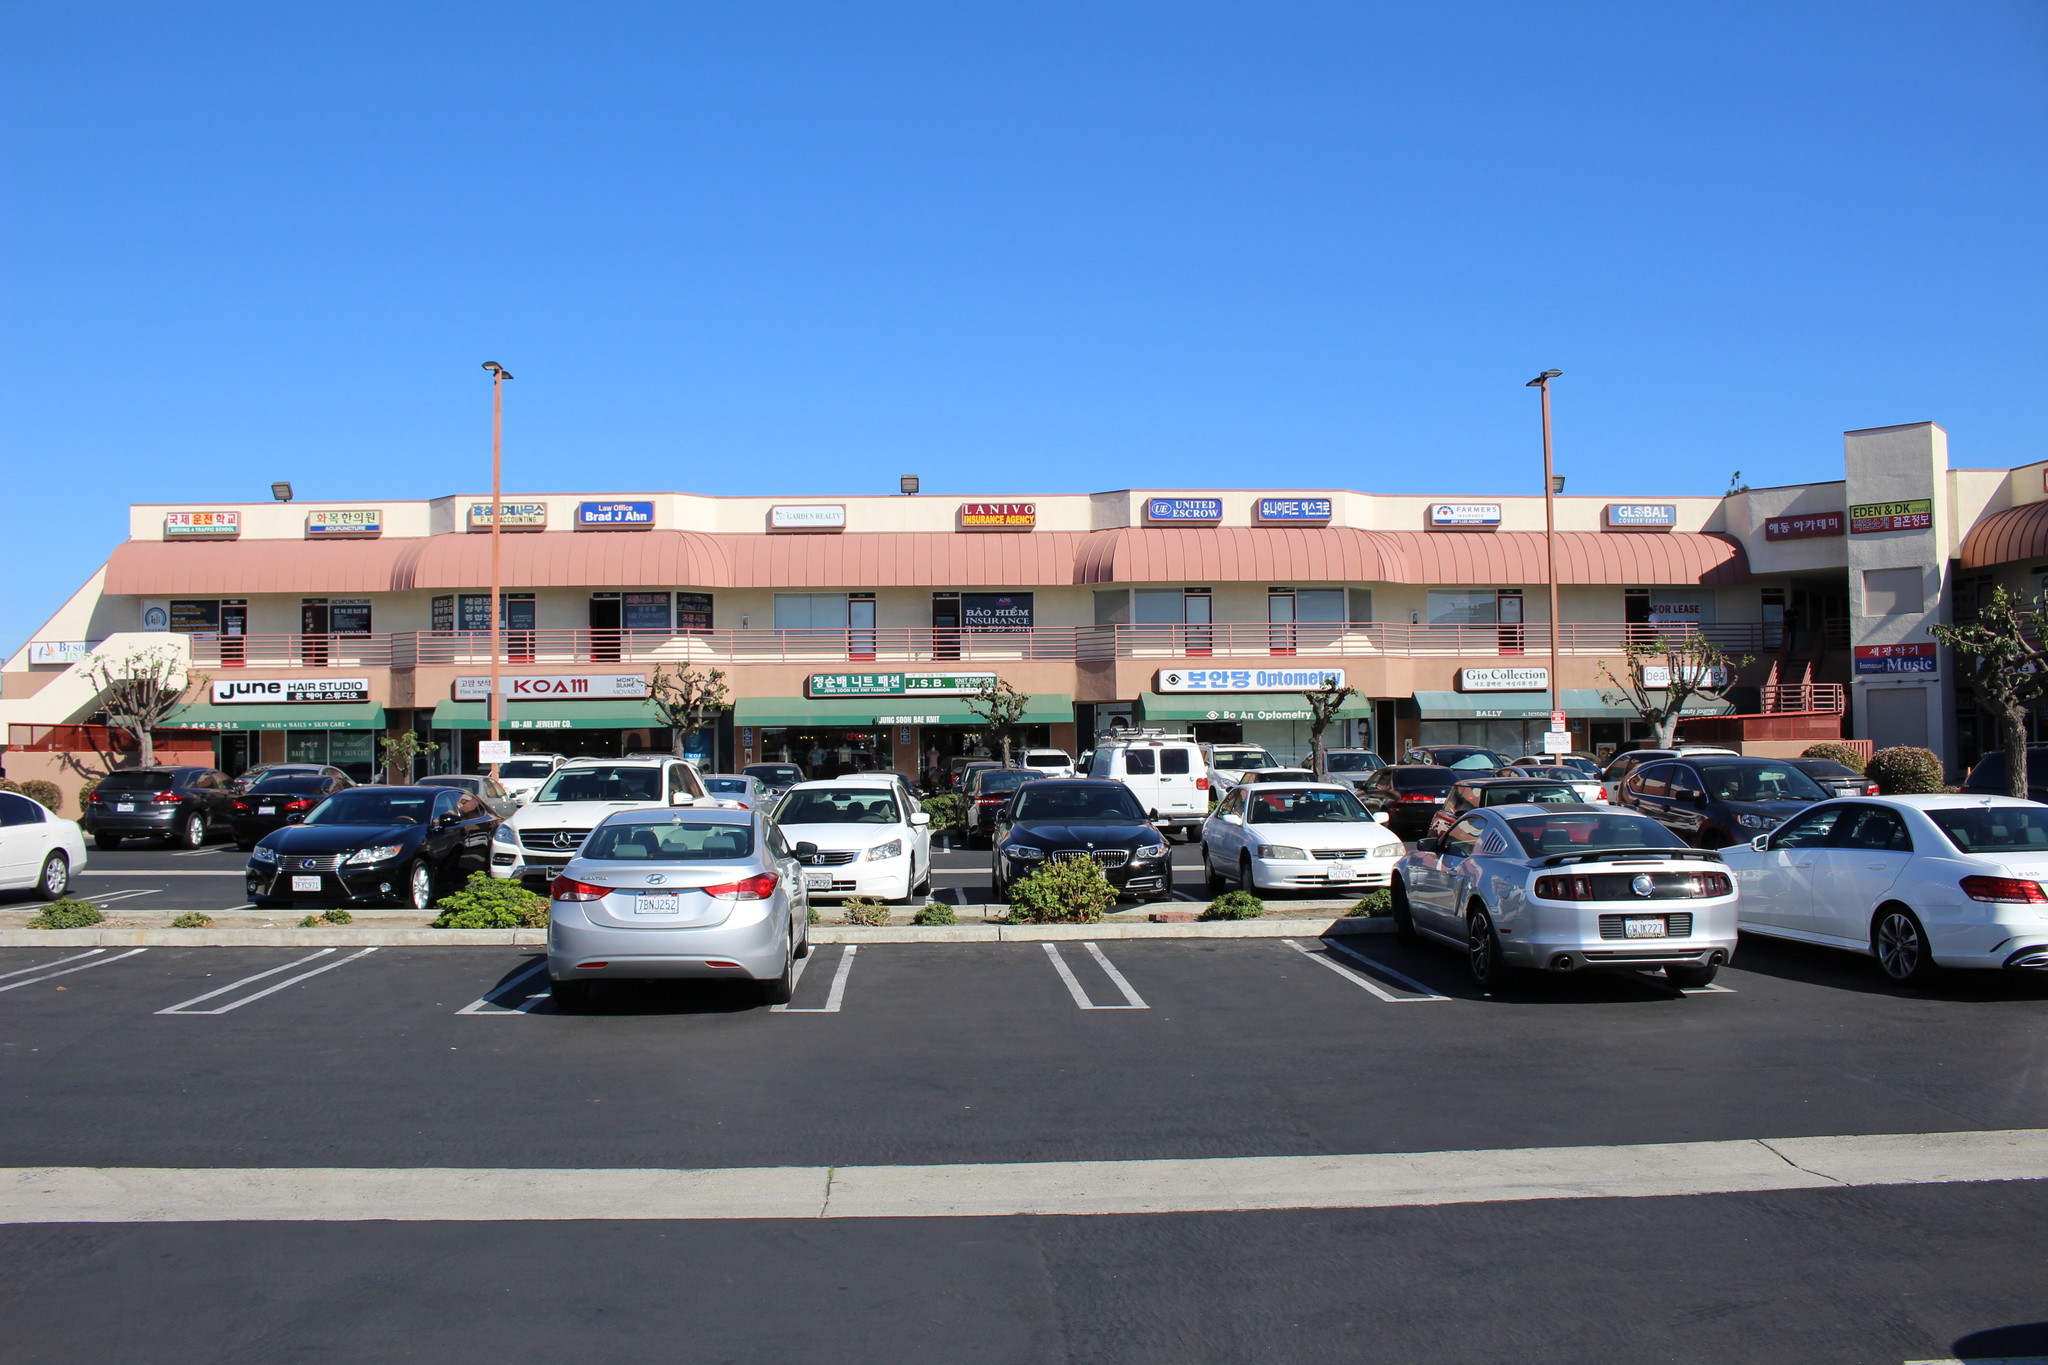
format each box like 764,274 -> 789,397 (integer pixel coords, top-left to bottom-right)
1759,682 -> 1846,714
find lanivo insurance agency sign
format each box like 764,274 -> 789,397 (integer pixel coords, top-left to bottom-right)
453,674 -> 649,700
213,677 -> 371,704
1156,666 -> 1346,693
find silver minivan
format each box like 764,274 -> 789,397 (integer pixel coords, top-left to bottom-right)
545,808 -> 812,1007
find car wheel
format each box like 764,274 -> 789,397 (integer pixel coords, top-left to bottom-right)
179,812 -> 206,848
93,832 -> 123,851
1204,848 -> 1227,894
794,906 -> 812,959
760,934 -> 796,1005
1467,904 -> 1513,992
1873,905 -> 1937,987
403,858 -> 435,911
1390,879 -> 1419,948
35,852 -> 70,900
1238,853 -> 1257,891
1665,963 -> 1720,988
549,978 -> 592,1010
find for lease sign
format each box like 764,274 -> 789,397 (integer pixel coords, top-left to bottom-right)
453,674 -> 649,700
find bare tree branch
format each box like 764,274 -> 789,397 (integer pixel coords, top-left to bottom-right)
1930,585 -> 2047,799
1595,631 -> 1752,750
1301,674 -> 1356,776
965,678 -> 1030,766
82,645 -> 206,768
649,664 -> 731,761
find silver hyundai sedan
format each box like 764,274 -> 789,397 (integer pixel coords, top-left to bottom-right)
545,808 -> 813,1008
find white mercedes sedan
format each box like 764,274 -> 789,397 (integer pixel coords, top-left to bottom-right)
1720,794 -> 2048,986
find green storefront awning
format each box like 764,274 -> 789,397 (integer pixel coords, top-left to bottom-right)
734,694 -> 1075,728
428,700 -> 669,731
172,703 -> 386,732
1139,691 -> 1374,723
1411,690 -> 1735,721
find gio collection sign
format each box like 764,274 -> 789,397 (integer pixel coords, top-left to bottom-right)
1155,666 -> 1346,693
454,674 -> 649,700
1456,666 -> 1550,692
213,678 -> 372,704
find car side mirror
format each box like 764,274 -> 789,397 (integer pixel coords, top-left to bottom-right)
670,793 -> 695,806
793,841 -> 818,859
1372,811 -> 1391,824
909,811 -> 931,826
1750,834 -> 1769,851
1222,812 -> 1242,825
1416,836 -> 1441,853
1149,808 -> 1161,820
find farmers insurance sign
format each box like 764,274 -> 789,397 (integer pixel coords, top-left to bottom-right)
453,674 -> 649,700
213,678 -> 371,704
1156,666 -> 1346,693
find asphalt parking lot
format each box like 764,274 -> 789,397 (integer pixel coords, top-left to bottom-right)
2,920 -> 2045,1363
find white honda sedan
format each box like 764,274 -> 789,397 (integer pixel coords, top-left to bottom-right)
772,778 -> 932,903
1719,794 -> 2048,985
0,789 -> 88,899
1202,782 -> 1402,893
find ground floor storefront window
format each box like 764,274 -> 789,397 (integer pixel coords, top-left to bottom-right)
429,726 -> 680,774
912,724 -> 1054,790
757,728 -> 895,781
276,729 -> 378,783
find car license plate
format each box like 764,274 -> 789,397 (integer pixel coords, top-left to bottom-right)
805,870 -> 832,890
1624,917 -> 1667,938
636,893 -> 680,915
259,805 -> 277,815
116,802 -> 135,812
291,876 -> 322,892
1327,862 -> 1361,881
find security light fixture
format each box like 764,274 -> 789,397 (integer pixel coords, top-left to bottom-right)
1526,369 -> 1563,387
271,482 -> 294,502
1550,475 -> 1566,493
900,475 -> 920,495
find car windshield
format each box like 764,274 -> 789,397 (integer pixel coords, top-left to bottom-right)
777,790 -> 901,824
247,775 -> 330,795
499,760 -> 555,778
1482,784 -> 1579,806
100,771 -> 181,791
974,770 -> 1044,795
1212,749 -> 1277,769
1423,748 -> 1501,769
1326,753 -> 1381,772
305,790 -> 437,825
745,766 -> 802,784
1014,786 -> 1147,821
535,766 -> 665,803
1693,763 -> 1829,802
1507,812 -> 1685,856
1246,789 -> 1371,823
1515,767 -> 1585,782
704,778 -> 752,794
581,820 -> 756,860
1927,805 -> 2048,854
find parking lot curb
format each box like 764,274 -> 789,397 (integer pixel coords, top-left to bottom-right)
0,920 -> 1391,948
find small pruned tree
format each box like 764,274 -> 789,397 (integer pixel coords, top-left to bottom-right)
1597,632 -> 1751,750
965,677 -> 1030,766
1930,585 -> 2043,799
379,730 -> 424,785
83,645 -> 205,767
1302,674 -> 1356,777
650,663 -> 731,761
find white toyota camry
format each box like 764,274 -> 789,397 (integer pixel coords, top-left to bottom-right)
773,778 -> 932,903
1719,794 -> 2048,985
0,788 -> 88,899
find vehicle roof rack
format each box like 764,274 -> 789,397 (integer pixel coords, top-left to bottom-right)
1100,726 -> 1196,741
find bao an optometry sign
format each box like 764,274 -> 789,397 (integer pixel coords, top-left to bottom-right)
1156,666 -> 1346,693
467,502 -> 549,531
213,678 -> 372,704
807,672 -> 997,698
454,674 -> 649,700
1456,666 -> 1550,692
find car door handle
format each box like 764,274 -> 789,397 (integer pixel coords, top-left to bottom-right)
1865,862 -> 1888,870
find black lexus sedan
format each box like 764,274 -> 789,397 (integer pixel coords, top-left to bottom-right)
246,785 -> 500,911
229,772 -> 353,849
988,778 -> 1172,902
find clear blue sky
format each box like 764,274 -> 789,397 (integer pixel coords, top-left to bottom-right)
3,2 -> 2044,650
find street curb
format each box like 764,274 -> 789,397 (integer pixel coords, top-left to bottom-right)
0,920 -> 1390,948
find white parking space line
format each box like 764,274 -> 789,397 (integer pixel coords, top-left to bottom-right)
776,944 -> 858,1013
1682,983 -> 1737,994
75,869 -> 246,878
1043,942 -> 1147,1010
455,959 -> 550,1016
84,888 -> 159,905
1319,937 -> 1451,1001
0,949 -> 148,994
172,845 -> 233,858
155,948 -> 378,1016
0,949 -> 107,981
1283,938 -> 1407,1002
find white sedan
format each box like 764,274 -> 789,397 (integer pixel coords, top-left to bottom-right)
0,789 -> 88,899
773,778 -> 932,904
1720,794 -> 2048,985
1202,782 -> 1403,893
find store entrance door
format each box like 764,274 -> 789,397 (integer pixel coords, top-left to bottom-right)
590,594 -> 622,662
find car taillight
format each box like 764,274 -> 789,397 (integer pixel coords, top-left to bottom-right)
1401,793 -> 1439,802
284,799 -> 316,812
1598,787 -> 1609,801
1960,875 -> 2048,903
701,873 -> 778,901
155,791 -> 179,803
1864,782 -> 1881,795
89,791 -> 102,803
550,876 -> 608,902
1693,872 -> 1732,897
232,800 -> 252,813
977,797 -> 1003,806
1535,875 -> 1596,900
1195,776 -> 1209,791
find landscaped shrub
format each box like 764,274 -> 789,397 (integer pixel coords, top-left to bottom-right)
431,872 -> 550,928
28,899 -> 103,929
840,897 -> 893,926
807,905 -> 821,925
1800,742 -> 1866,773
298,915 -> 323,927
1201,889 -> 1266,921
17,780 -> 61,812
1007,857 -> 1115,924
1346,890 -> 1393,917
320,908 -> 352,925
920,794 -> 967,835
0,779 -> 21,795
76,779 -> 100,815
170,912 -> 215,928
912,901 -> 958,925
1867,746 -> 1945,795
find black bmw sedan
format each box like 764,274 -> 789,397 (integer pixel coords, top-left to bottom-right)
246,786 -> 500,911
989,779 -> 1172,902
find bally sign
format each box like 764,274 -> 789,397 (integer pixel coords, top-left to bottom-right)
453,674 -> 649,700
213,678 -> 371,704
1456,666 -> 1550,692
959,502 -> 1036,530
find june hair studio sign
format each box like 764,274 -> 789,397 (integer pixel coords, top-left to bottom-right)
213,678 -> 372,704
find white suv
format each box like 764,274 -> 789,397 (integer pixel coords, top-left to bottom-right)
490,756 -> 709,884
1085,729 -> 1210,839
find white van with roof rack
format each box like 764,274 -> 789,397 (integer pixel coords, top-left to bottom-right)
1084,728 -> 1210,839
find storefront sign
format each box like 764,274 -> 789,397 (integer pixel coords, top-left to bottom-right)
1854,643 -> 1938,675
877,713 -> 944,725
1640,664 -> 1732,689
575,501 -> 655,529
1605,503 -> 1677,529
212,677 -> 372,704
769,505 -> 847,532
478,740 -> 513,764
170,600 -> 221,634
1849,499 -> 1933,534
453,674 -> 650,700
28,641 -> 90,665
1185,704 -> 1318,722
959,502 -> 1036,530
305,509 -> 384,538
1256,498 -> 1333,523
1145,498 -> 1223,523
1427,503 -> 1502,529
1763,510 -> 1843,541
1456,666 -> 1551,692
961,593 -> 1033,629
806,672 -> 997,698
466,502 -> 549,531
163,511 -> 241,539
1156,666 -> 1346,693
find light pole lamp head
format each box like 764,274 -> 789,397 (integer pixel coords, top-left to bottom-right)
1525,369 -> 1563,388
270,481 -> 294,502
1550,475 -> 1565,493
481,361 -> 513,380
899,475 -> 920,495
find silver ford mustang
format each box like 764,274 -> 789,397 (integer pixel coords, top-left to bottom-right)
1391,803 -> 1738,990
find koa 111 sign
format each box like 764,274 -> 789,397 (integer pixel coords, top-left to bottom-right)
454,674 -> 649,700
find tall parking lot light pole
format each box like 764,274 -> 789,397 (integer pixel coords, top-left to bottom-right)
1526,369 -> 1564,742
482,362 -> 514,771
